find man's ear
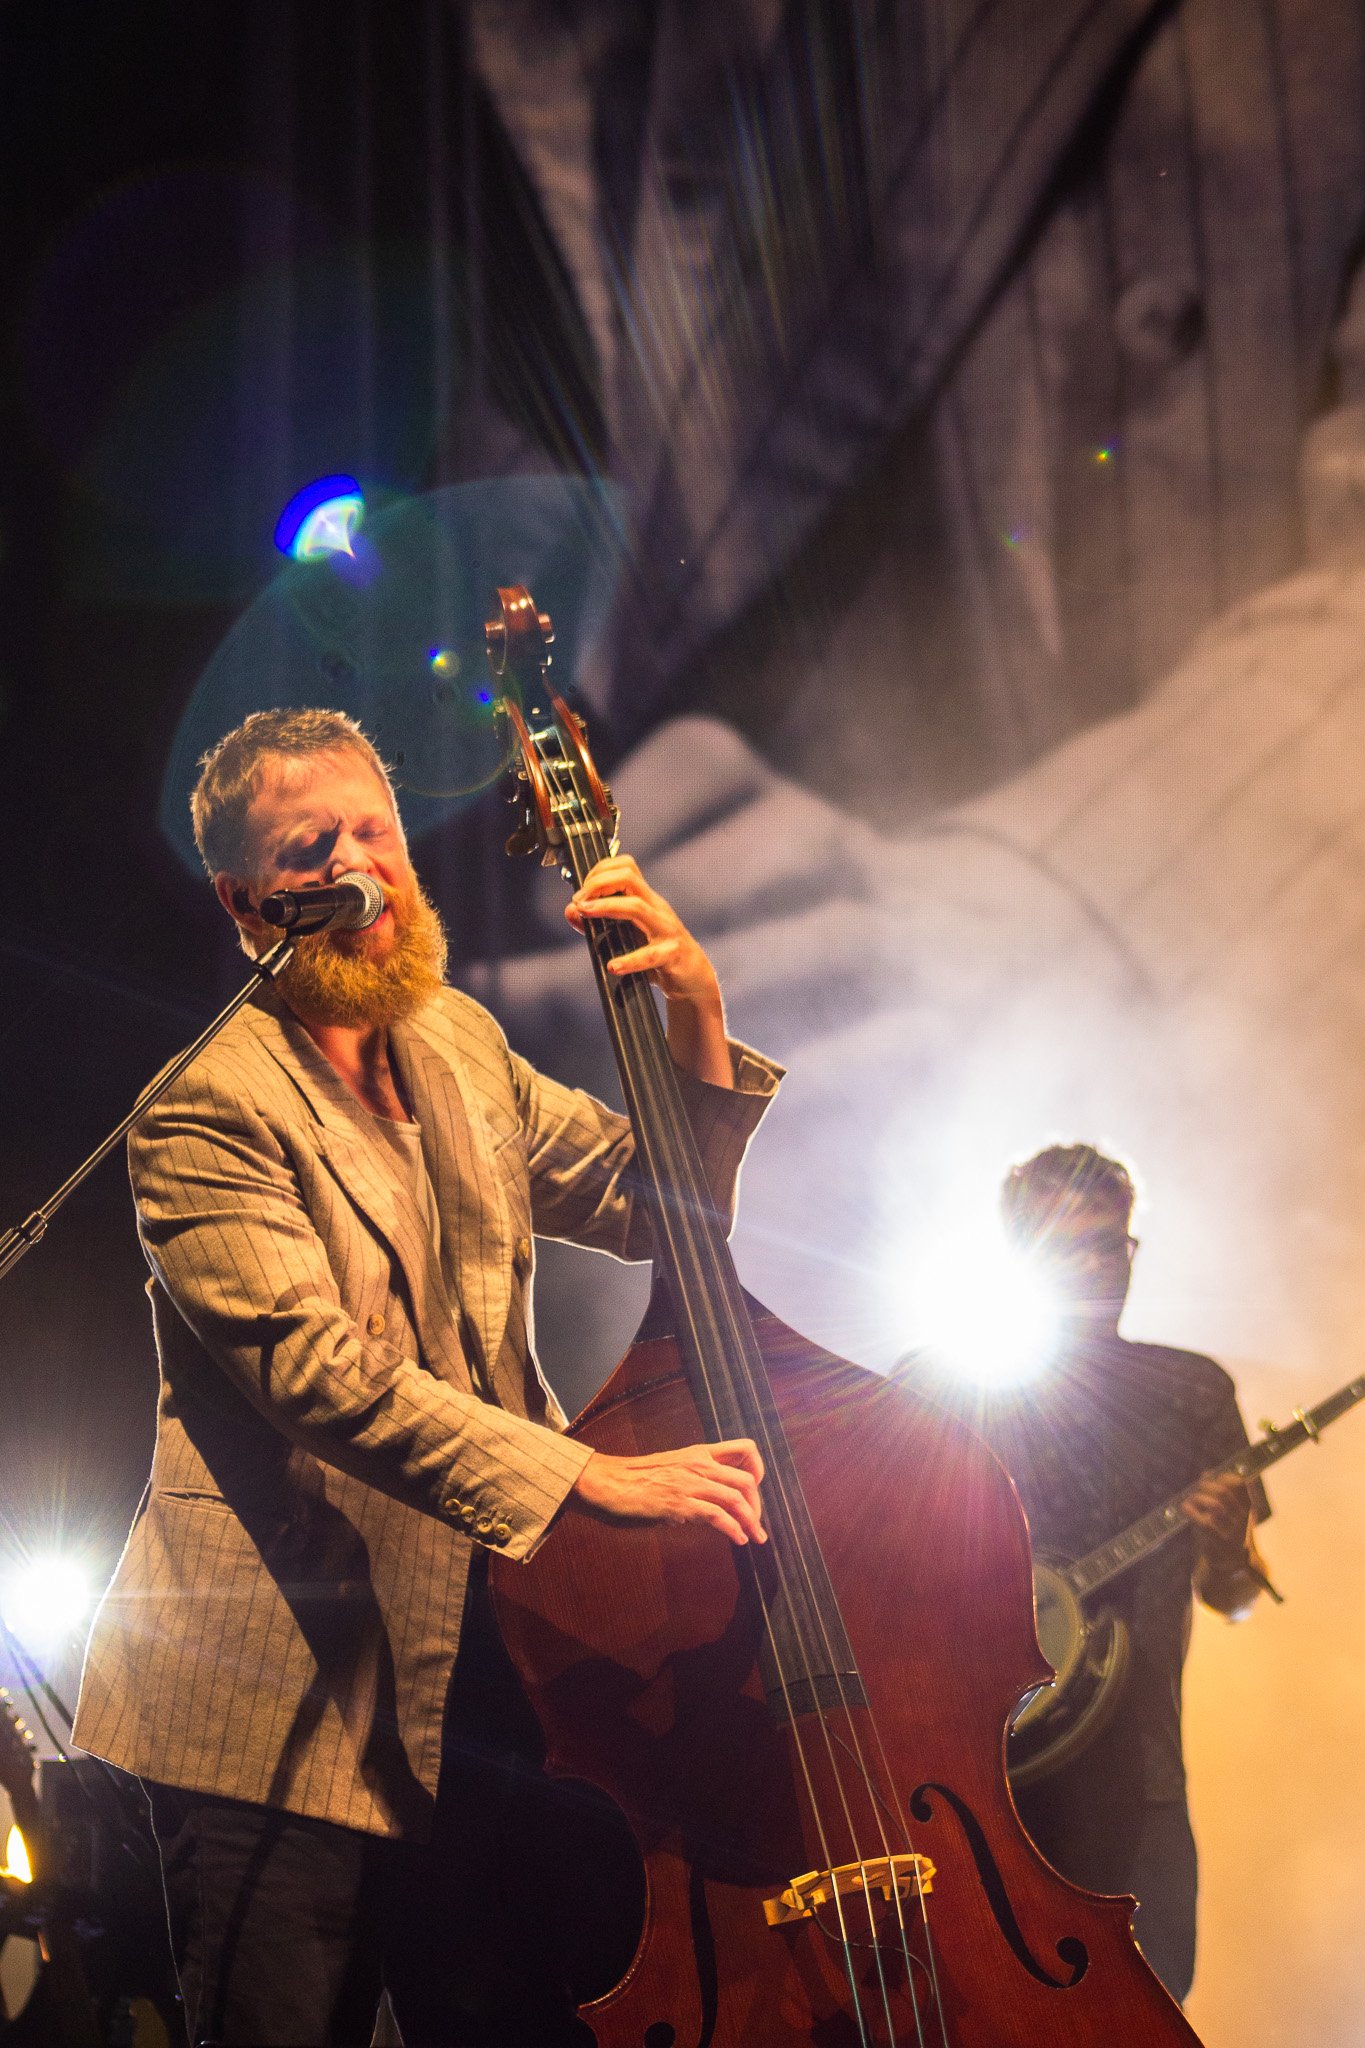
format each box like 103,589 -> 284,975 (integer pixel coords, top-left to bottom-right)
215,873 -> 257,924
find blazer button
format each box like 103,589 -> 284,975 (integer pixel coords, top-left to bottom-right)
460,1504 -> 477,1527
493,1521 -> 512,1544
444,1497 -> 462,1516
475,1512 -> 495,1536
515,1235 -> 532,1264
366,1312 -> 386,1337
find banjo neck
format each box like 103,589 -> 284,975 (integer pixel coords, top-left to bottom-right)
1064,1371 -> 1365,1601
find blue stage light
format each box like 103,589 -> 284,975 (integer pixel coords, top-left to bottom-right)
274,476 -> 365,560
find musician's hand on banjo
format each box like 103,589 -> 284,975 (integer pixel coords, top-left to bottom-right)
571,1439 -> 769,1546
1184,1473 -> 1268,1616
566,854 -> 733,1086
1181,1472 -> 1252,1564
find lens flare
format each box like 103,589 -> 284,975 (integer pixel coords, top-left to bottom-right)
163,474 -> 627,870
902,1229 -> 1061,1389
2,1824 -> 31,1885
0,1556 -> 92,1655
274,476 -> 365,560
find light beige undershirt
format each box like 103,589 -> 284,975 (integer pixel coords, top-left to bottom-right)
363,1112 -> 489,1396
364,1113 -> 442,1262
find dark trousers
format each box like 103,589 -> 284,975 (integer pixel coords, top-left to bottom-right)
145,1568 -> 599,2048
1014,1779 -> 1199,2005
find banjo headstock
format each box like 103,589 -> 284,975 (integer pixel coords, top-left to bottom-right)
484,584 -> 617,877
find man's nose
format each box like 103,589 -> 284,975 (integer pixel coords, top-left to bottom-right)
325,838 -> 372,879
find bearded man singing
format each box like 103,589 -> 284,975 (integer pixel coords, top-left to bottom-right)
73,708 -> 779,2048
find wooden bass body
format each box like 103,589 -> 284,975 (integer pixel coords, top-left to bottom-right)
491,1301 -> 1201,2048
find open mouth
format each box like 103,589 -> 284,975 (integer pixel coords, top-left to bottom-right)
319,903 -> 396,951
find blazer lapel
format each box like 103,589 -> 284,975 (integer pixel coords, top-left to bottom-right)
244,996 -> 470,1388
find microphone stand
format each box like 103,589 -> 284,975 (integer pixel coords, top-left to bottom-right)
0,935 -> 294,1287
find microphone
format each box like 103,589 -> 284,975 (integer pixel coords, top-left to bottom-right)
257,871 -> 386,935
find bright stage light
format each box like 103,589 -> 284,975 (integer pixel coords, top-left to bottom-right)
1,1824 -> 31,1885
274,475 -> 365,560
0,1556 -> 92,1656
905,1229 -> 1061,1389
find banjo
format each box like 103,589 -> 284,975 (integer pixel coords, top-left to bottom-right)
1008,1370 -> 1365,1786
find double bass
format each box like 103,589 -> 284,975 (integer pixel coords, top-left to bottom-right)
484,587 -> 1205,2046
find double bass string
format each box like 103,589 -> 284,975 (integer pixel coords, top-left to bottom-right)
543,747 -> 946,2045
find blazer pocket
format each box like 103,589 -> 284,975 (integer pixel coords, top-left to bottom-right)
487,1118 -> 525,1162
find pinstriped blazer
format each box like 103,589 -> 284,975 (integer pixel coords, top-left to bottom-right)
72,982 -> 780,1838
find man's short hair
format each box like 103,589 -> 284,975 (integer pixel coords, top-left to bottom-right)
190,708 -> 395,878
1001,1142 -> 1137,1246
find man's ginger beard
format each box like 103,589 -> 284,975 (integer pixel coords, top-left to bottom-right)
267,873 -> 448,1027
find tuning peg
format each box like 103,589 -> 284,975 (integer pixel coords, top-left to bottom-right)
1258,1418 -> 1278,1435
505,822 -> 541,858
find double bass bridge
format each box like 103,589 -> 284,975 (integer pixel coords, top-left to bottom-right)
763,1854 -> 936,1928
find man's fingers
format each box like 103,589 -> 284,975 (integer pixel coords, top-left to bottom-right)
573,861 -> 662,915
573,891 -> 654,918
607,938 -> 681,976
1182,1488 -> 1248,1548
687,1499 -> 753,1546
571,1440 -> 767,1546
674,1469 -> 760,1545
712,1439 -> 765,1484
688,1477 -> 766,1543
692,1447 -> 766,1541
